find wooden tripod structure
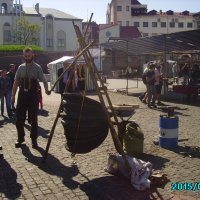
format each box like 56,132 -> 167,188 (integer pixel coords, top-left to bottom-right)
43,21 -> 130,169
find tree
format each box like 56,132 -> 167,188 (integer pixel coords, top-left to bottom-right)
14,17 -> 41,45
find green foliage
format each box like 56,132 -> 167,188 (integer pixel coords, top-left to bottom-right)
14,17 -> 41,45
0,45 -> 43,52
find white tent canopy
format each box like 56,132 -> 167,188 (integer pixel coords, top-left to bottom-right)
48,56 -> 74,65
47,55 -> 95,92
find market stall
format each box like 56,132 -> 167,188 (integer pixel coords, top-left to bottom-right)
47,56 -> 95,93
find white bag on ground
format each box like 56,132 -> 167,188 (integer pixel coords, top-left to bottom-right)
105,154 -> 152,191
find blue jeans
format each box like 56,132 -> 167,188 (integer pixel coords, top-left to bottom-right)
7,90 -> 15,111
1,91 -> 11,115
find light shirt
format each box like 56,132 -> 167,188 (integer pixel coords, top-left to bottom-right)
154,68 -> 160,85
15,62 -> 47,82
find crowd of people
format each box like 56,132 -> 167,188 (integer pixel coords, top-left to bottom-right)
0,48 -> 87,153
0,47 -> 50,151
172,61 -> 200,85
139,61 -> 163,108
139,60 -> 200,107
57,61 -> 86,96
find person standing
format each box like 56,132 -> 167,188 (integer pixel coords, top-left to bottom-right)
37,84 -> 43,110
6,64 -> 16,113
11,47 -> 50,148
0,69 -> 12,117
77,64 -> 86,95
146,63 -> 156,108
139,64 -> 149,104
154,65 -> 163,105
58,62 -> 68,98
57,61 -> 74,97
172,62 -> 178,84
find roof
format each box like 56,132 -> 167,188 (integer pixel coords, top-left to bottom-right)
23,7 -> 81,20
83,22 -> 99,40
131,0 -> 142,5
99,23 -> 118,30
120,26 -> 141,38
101,29 -> 200,55
47,56 -> 74,65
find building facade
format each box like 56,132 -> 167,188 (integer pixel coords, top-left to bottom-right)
0,0 -> 82,51
107,0 -> 198,37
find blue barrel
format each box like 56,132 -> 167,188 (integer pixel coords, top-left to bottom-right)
159,115 -> 179,149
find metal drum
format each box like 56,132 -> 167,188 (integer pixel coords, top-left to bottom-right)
159,115 -> 179,149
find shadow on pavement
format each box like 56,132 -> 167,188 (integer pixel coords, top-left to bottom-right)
24,124 -> 49,138
20,145 -> 172,199
0,158 -> 23,199
0,116 -> 15,126
79,153 -> 170,199
139,153 -> 170,170
21,145 -> 79,190
170,145 -> 200,159
38,109 -> 49,117
80,174 -> 169,200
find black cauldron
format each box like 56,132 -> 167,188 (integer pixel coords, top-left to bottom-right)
61,93 -> 109,154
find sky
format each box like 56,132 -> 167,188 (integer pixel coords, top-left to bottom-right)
20,0 -> 200,24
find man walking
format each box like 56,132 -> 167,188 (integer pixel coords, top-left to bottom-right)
11,47 -> 50,148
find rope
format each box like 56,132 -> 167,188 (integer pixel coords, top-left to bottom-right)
71,93 -> 85,157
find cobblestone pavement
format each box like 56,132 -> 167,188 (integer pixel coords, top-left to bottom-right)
0,80 -> 200,200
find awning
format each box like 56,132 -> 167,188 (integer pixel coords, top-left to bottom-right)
101,29 -> 200,56
47,56 -> 74,65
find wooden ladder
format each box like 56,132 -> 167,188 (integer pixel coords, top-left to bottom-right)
72,22 -> 127,157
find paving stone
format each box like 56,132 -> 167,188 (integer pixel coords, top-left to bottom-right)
0,82 -> 200,199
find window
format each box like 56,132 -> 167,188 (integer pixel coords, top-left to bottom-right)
117,21 -> 122,26
3,23 -> 11,43
57,39 -> 65,47
152,22 -> 157,27
57,30 -> 66,48
152,33 -> 158,36
143,22 -> 148,27
126,6 -> 129,11
161,22 -> 166,27
134,22 -> 140,27
187,22 -> 193,28
117,6 -> 122,11
3,30 -> 11,42
47,24 -> 52,29
106,31 -> 111,37
126,21 -> 129,26
1,3 -> 8,14
46,39 -> 53,47
169,22 -> 175,28
178,22 -> 184,28
143,33 -> 149,37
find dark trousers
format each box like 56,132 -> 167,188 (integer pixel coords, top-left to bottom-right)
16,89 -> 38,142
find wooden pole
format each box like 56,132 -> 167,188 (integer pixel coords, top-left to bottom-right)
49,41 -> 95,93
42,40 -> 95,162
72,24 -> 131,172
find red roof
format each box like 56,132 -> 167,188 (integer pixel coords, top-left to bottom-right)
131,0 -> 141,5
120,26 -> 141,38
